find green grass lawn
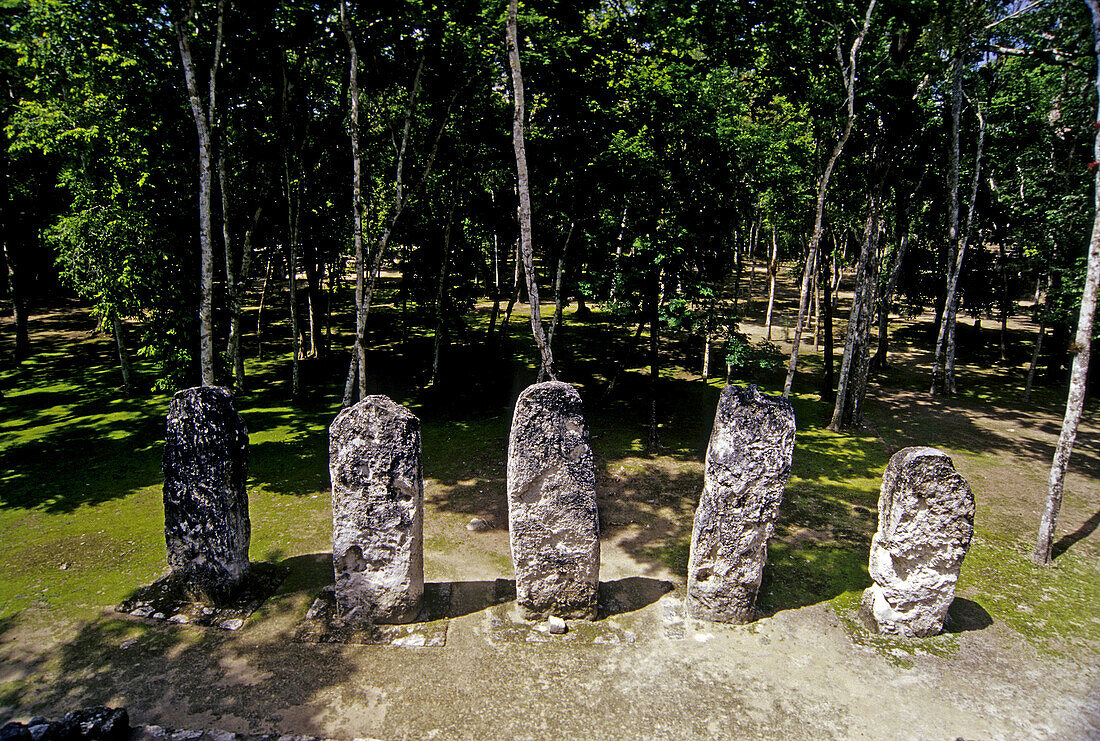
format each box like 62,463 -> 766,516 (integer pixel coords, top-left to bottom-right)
0,287 -> 1097,664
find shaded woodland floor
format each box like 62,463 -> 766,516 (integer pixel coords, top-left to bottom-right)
0,263 -> 1097,740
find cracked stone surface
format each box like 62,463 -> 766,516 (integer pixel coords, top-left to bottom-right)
162,386 -> 251,604
687,385 -> 795,623
861,446 -> 975,637
507,381 -> 599,620
329,396 -> 424,625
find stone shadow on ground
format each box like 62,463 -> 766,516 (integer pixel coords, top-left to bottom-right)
944,597 -> 994,634
598,577 -> 674,619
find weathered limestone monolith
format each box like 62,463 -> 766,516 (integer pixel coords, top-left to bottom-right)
163,386 -> 251,603
861,446 -> 974,637
508,381 -> 599,620
687,385 -> 795,623
329,396 -> 424,625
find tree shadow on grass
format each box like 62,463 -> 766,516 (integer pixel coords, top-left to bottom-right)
1052,509 -> 1100,560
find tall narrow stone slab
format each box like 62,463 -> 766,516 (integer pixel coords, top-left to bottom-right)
329,396 -> 424,625
162,386 -> 251,603
861,447 -> 974,637
687,385 -> 795,623
507,381 -> 599,620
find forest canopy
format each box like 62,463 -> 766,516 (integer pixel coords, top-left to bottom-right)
0,0 -> 1096,418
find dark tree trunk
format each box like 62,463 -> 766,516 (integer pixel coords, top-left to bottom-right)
3,242 -> 30,360
820,242 -> 835,402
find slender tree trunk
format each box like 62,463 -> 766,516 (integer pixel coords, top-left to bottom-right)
3,242 -> 29,360
812,253 -> 820,349
503,240 -> 522,328
508,0 -> 554,381
610,204 -> 627,305
934,100 -> 985,395
829,189 -> 882,430
1033,0 -> 1100,565
284,154 -> 302,397
702,336 -> 711,379
783,0 -> 877,399
732,240 -> 742,314
175,0 -> 225,388
764,228 -> 778,341
429,198 -> 456,387
999,241 -> 1010,362
648,272 -> 661,451
1025,314 -> 1046,403
111,311 -> 134,392
548,222 -> 574,350
256,251 -> 272,360
341,1 -> 365,407
820,238 -> 835,402
746,219 -> 757,305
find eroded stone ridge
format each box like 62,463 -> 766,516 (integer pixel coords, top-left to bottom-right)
163,386 -> 251,603
687,385 -> 795,623
329,396 -> 424,625
507,381 -> 599,620
861,446 -> 975,637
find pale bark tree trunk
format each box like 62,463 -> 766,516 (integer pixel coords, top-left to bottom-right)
702,336 -> 711,379
284,156 -> 301,397
1025,312 -> 1046,403
931,53 -> 964,393
175,0 -> 225,388
111,311 -> 134,392
746,218 -> 757,304
1032,0 -> 1100,565
256,251 -> 272,360
547,221 -> 574,350
219,158 -> 265,391
609,204 -> 627,305
933,99 -> 985,395
820,236 -> 835,401
829,189 -> 882,430
507,0 -> 554,381
812,254 -> 820,349
783,0 -> 877,398
341,54 -> 453,402
764,227 -> 778,340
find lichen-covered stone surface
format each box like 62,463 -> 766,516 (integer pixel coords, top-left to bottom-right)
861,446 -> 975,637
507,381 -> 599,620
329,396 -> 424,625
687,384 -> 795,623
162,386 -> 251,604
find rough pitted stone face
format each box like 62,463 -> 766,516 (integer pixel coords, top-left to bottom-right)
687,385 -> 795,623
508,381 -> 599,620
861,446 -> 975,637
329,396 -> 424,625
163,386 -> 251,603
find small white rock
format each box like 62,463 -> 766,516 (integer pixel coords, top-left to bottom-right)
547,615 -> 567,634
220,618 -> 244,631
